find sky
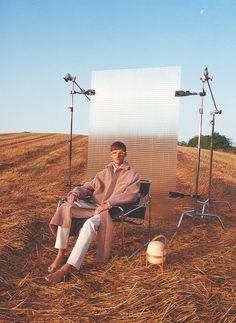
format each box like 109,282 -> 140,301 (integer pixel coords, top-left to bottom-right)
0,0 -> 236,145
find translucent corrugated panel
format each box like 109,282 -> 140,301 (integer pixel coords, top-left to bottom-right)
87,67 -> 181,216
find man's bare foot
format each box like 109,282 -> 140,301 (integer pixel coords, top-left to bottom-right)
45,269 -> 66,284
48,254 -> 65,273
45,264 -> 72,284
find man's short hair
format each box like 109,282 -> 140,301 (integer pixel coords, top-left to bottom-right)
110,141 -> 127,152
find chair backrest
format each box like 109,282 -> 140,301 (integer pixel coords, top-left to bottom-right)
124,180 -> 151,220
139,180 -> 151,198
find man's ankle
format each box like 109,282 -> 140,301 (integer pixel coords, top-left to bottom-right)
61,263 -> 73,275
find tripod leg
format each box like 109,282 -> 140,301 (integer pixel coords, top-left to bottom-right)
177,209 -> 197,228
216,215 -> 225,229
199,199 -> 209,214
211,214 -> 225,229
204,213 -> 225,229
177,212 -> 185,228
177,209 -> 195,228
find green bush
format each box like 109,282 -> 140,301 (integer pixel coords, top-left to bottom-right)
187,132 -> 233,150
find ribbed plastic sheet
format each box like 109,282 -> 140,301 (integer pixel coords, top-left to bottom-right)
87,67 -> 181,216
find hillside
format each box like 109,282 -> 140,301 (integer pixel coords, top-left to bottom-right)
0,133 -> 235,322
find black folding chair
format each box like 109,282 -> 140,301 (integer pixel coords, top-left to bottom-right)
56,180 -> 152,258
110,179 -> 152,259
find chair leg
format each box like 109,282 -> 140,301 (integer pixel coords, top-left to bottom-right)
148,197 -> 152,241
121,218 -> 124,255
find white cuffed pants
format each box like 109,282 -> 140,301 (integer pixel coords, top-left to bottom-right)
55,214 -> 101,269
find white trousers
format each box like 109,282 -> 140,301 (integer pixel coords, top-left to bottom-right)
55,214 -> 101,269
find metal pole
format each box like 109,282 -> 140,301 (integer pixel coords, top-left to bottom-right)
195,83 -> 205,197
63,73 -> 95,187
205,75 -> 220,204
68,81 -> 75,187
208,113 -> 215,202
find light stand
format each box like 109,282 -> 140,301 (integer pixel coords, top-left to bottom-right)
177,68 -> 229,229
63,73 -> 95,187
174,77 -> 206,200
197,68 -> 231,215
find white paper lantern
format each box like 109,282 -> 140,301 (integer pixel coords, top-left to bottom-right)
146,235 -> 167,271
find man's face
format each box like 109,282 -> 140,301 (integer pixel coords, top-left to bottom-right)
111,149 -> 126,167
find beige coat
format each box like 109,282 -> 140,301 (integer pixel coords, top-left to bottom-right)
49,161 -> 140,262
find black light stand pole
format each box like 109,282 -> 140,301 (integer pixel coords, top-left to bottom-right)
195,81 -> 206,198
64,73 -> 95,187
205,69 -> 221,204
68,80 -> 75,187
208,91 -> 217,204
174,82 -> 206,200
209,109 -> 217,202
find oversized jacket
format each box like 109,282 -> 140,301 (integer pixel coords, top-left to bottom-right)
49,160 -> 140,262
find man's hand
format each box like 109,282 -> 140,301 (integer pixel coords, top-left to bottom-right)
67,192 -> 78,204
94,202 -> 111,215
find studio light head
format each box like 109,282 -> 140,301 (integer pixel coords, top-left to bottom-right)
175,90 -> 197,97
64,73 -> 76,82
175,90 -> 206,97
83,89 -> 96,95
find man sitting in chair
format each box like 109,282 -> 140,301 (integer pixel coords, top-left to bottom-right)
45,141 -> 140,283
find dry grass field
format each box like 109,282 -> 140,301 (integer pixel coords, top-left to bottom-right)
0,133 -> 236,322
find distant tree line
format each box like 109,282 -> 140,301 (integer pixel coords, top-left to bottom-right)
179,132 -> 236,152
